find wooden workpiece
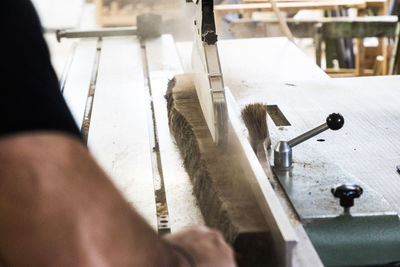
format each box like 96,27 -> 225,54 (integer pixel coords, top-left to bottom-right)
166,74 -> 275,266
95,0 -> 182,26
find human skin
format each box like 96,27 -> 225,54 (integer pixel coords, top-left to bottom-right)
0,133 -> 235,267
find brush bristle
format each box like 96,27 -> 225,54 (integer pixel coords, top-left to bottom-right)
241,103 -> 268,141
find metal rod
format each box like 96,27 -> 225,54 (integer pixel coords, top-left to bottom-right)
56,27 -> 138,42
288,123 -> 329,148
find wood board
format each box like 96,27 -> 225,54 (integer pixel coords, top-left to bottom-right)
214,1 -> 367,15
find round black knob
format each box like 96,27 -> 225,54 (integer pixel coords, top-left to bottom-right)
326,113 -> 344,130
203,31 -> 218,45
331,184 -> 363,208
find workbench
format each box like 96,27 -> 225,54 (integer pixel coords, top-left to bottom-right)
61,35 -> 400,266
215,0 -> 392,76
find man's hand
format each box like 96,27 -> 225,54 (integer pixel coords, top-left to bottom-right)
166,227 -> 236,267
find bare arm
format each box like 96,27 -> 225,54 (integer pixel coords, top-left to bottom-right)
0,133 -> 175,266
0,133 -> 235,267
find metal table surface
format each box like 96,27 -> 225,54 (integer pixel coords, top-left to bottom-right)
230,75 -> 400,215
216,38 -> 400,265
179,37 -> 400,215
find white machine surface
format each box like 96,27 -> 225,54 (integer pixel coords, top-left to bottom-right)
60,33 -> 400,266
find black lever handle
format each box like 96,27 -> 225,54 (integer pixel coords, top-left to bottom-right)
326,113 -> 345,131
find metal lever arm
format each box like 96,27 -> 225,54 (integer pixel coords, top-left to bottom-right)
56,14 -> 162,42
56,27 -> 138,42
288,124 -> 329,148
274,113 -> 344,170
288,113 -> 344,147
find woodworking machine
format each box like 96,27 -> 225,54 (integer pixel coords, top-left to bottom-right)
56,1 -> 400,266
190,3 -> 400,265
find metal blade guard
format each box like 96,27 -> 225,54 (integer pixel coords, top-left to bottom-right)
191,0 -> 228,145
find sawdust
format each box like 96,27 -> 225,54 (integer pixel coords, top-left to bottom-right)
157,202 -> 168,216
166,75 -> 278,267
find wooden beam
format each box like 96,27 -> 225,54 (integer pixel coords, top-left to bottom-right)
322,20 -> 397,39
215,1 -> 367,15
229,16 -> 397,39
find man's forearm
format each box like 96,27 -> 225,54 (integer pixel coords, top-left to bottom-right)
0,133 -> 179,267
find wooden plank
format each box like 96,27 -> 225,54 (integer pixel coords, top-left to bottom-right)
215,1 -> 367,15
95,0 -> 182,26
62,39 -> 98,127
244,0 -> 361,2
145,35 -> 205,232
242,0 -> 387,12
244,0 -> 386,4
87,37 -> 157,228
230,16 -> 397,39
322,20 -> 397,39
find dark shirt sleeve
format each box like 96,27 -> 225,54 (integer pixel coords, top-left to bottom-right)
0,0 -> 82,139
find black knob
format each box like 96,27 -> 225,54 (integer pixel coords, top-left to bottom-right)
331,184 -> 363,208
326,113 -> 344,130
203,31 -> 218,45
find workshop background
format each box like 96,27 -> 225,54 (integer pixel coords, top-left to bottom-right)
34,0 -> 400,79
